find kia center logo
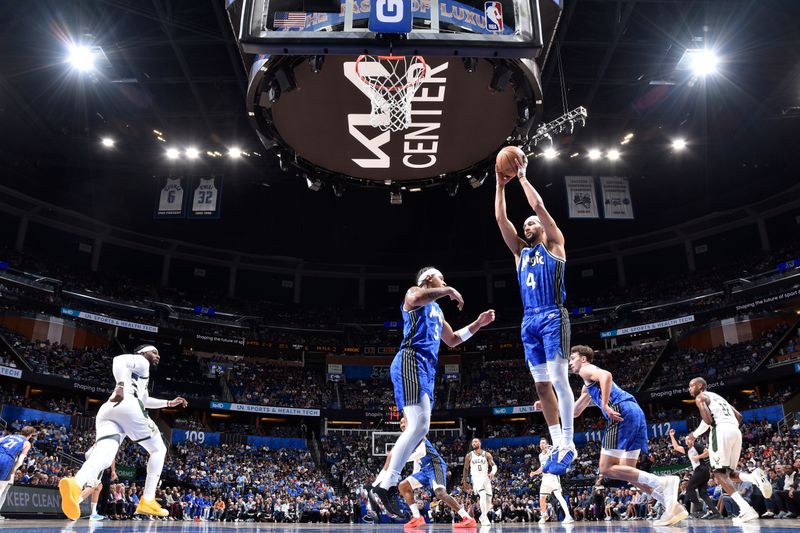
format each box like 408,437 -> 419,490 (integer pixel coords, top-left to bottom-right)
268,56 -> 519,182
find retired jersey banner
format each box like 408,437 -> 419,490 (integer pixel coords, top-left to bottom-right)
189,176 -> 223,218
564,176 -> 599,218
154,176 -> 187,219
600,176 -> 634,219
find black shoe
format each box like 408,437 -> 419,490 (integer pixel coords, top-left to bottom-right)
372,486 -> 404,518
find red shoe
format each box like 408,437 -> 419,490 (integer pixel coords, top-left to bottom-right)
454,516 -> 477,528
404,516 -> 426,529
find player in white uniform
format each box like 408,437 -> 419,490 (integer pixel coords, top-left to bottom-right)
462,438 -> 496,526
689,377 -> 772,524
530,438 -> 573,524
59,345 -> 187,520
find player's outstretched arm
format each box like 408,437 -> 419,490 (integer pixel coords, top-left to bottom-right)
495,170 -> 527,263
439,310 -> 496,347
143,396 -> 188,409
516,163 -> 566,256
405,285 -> 464,311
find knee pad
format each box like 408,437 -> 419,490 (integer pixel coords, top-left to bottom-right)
529,363 -> 550,383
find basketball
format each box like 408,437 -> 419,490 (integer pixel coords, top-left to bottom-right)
495,146 -> 527,177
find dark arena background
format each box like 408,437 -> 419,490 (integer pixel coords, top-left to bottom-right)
0,0 -> 800,532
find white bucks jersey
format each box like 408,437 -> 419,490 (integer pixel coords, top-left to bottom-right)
706,391 -> 738,426
192,178 -> 218,214
158,178 -> 184,214
470,450 -> 489,479
122,354 -> 152,399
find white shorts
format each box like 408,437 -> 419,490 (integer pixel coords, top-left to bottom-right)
601,448 -> 641,460
709,424 -> 741,471
95,397 -> 159,443
473,476 -> 492,496
540,473 -> 561,495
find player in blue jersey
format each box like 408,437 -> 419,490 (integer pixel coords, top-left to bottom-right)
0,426 -> 37,518
567,345 -> 688,527
494,153 -> 575,474
372,266 -> 495,517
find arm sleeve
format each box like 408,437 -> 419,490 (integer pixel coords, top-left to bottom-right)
142,397 -> 169,409
692,420 -> 711,438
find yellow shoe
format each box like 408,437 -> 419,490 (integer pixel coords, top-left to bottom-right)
135,498 -> 169,517
59,477 -> 81,520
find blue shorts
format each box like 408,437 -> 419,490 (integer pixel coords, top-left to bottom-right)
521,306 -> 570,368
410,456 -> 447,490
390,350 -> 435,412
602,400 -> 649,454
0,454 -> 15,481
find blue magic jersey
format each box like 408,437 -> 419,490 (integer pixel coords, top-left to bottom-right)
0,434 -> 27,459
399,301 -> 444,363
517,243 -> 566,312
585,374 -> 637,421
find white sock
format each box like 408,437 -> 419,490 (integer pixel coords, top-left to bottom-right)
458,508 -> 469,518
730,492 -> 753,514
91,502 -> 97,515
738,472 -> 754,483
372,469 -> 388,487
410,503 -> 420,518
548,425 -> 562,447
553,490 -> 570,518
75,438 -> 119,488
547,359 -> 574,447
380,395 -> 431,490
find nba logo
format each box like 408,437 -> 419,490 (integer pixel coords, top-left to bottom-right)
485,1 -> 503,32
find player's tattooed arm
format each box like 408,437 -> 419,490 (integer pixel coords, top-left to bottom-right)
404,286 -> 463,311
695,393 -> 715,426
486,452 -> 497,479
440,310 -> 496,347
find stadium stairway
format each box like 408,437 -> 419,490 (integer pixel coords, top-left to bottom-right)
0,331 -> 33,371
636,339 -> 673,392
755,315 -> 800,370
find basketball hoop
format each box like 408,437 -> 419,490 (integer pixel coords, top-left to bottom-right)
355,55 -> 427,133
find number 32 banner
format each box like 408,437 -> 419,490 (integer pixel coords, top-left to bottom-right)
189,175 -> 223,219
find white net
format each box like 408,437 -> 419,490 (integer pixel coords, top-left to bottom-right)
355,55 -> 427,133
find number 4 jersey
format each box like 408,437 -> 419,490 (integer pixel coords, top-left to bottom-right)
517,243 -> 566,312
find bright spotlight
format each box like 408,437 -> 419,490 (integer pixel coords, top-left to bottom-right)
67,45 -> 95,72
607,149 -> 620,161
185,147 -> 200,159
166,147 -> 180,160
691,50 -> 719,77
228,147 -> 242,158
588,148 -> 602,160
101,137 -> 114,148
543,147 -> 558,160
672,138 -> 687,151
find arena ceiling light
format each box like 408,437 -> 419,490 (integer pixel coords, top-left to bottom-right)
228,147 -> 242,158
185,147 -> 200,159
166,147 -> 181,160
67,45 -> 95,72
543,146 -> 558,159
100,137 -> 114,148
588,148 -> 602,160
672,138 -> 688,151
607,149 -> 621,161
690,49 -> 719,77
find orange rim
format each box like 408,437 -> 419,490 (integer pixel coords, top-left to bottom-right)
355,55 -> 428,92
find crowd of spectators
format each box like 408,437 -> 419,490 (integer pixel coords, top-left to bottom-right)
650,325 -> 789,389
769,326 -> 800,367
227,361 -> 326,408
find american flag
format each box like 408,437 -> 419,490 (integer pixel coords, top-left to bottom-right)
274,12 -> 308,30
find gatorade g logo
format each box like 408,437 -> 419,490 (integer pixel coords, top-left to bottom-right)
369,0 -> 412,33
484,1 -> 503,32
376,0 -> 403,23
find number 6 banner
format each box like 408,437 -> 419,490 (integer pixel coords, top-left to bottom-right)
189,175 -> 223,219
154,176 -> 187,219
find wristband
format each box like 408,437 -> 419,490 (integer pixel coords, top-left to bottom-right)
115,382 -> 124,389
456,327 -> 473,342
